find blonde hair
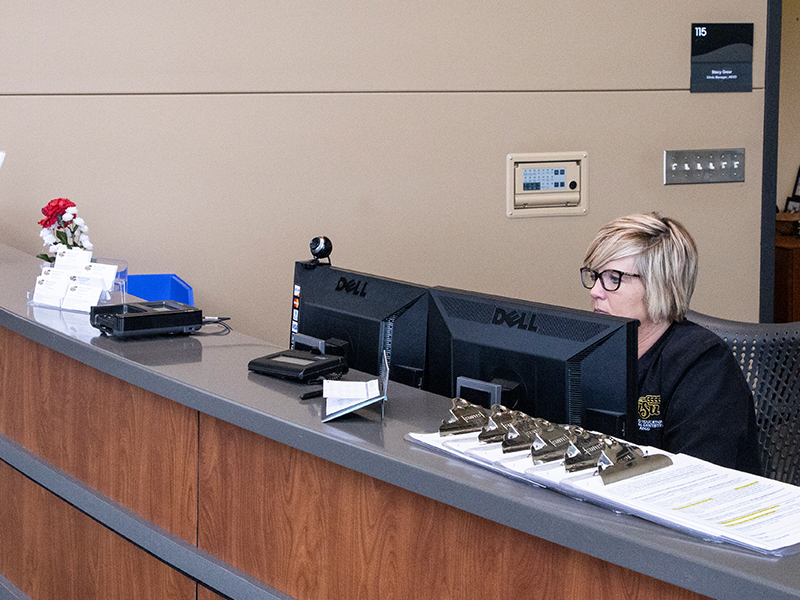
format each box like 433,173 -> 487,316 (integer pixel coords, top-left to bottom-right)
583,213 -> 698,322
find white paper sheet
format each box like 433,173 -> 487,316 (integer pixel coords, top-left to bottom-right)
565,453 -> 800,554
323,379 -> 380,414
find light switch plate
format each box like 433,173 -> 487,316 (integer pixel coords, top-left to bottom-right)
663,148 -> 744,185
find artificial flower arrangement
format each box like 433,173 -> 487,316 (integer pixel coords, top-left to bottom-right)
36,198 -> 93,263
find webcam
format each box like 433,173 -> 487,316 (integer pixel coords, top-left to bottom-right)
305,236 -> 333,268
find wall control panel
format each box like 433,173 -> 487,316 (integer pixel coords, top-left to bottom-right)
663,148 -> 744,184
515,162 -> 580,198
507,152 -> 588,218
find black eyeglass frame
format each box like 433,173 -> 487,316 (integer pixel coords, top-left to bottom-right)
580,268 -> 641,292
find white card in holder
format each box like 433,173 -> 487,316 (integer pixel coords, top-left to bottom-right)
32,275 -> 70,308
53,248 -> 92,270
60,281 -> 104,312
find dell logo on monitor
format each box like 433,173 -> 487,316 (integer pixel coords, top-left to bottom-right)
335,277 -> 369,297
491,307 -> 538,332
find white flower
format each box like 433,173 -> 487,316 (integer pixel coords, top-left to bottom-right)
73,217 -> 84,226
62,212 -> 74,222
81,239 -> 93,250
39,229 -> 57,245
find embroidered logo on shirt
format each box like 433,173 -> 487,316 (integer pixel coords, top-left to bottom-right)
637,395 -> 663,432
638,394 -> 661,419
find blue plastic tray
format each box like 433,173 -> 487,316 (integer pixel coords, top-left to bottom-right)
127,274 -> 194,305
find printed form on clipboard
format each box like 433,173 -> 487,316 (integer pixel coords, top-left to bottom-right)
322,351 -> 389,422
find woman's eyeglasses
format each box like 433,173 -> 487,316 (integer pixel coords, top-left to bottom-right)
580,268 -> 640,292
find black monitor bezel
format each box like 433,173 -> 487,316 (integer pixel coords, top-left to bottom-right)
424,286 -> 638,438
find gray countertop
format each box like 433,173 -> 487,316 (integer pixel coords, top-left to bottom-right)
2,243 -> 799,600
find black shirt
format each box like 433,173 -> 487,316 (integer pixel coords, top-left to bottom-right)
635,319 -> 761,475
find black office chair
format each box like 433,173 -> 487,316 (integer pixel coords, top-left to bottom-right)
688,310 -> 800,485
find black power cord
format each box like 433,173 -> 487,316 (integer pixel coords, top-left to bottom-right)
196,316 -> 232,335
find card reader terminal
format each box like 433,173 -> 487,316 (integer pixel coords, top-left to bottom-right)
248,349 -> 347,382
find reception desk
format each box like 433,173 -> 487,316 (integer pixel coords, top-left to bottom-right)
1,243 -> 799,600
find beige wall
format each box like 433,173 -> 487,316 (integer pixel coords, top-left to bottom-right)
0,2 -> 767,345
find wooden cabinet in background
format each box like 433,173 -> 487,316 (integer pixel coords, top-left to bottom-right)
775,234 -> 800,323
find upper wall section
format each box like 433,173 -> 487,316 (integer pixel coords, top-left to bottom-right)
0,3 -> 766,94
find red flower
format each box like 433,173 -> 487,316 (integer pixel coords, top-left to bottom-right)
38,198 -> 76,228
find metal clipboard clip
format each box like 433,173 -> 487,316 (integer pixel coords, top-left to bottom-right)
478,404 -> 522,444
564,428 -> 606,473
597,438 -> 673,485
529,421 -> 577,465
438,398 -> 489,436
501,414 -> 548,453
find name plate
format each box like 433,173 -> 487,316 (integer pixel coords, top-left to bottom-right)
691,23 -> 753,93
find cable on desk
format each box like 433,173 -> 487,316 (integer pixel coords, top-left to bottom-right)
196,317 -> 232,335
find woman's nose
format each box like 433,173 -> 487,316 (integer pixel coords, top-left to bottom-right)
589,278 -> 605,299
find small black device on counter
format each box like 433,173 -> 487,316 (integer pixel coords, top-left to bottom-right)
248,349 -> 347,382
90,301 -> 203,338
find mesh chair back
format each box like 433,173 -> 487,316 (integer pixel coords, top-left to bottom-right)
688,310 -> 800,485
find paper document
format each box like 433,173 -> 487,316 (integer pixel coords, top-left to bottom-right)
323,379 -> 380,413
566,453 -> 800,555
406,428 -> 800,556
321,351 -> 389,422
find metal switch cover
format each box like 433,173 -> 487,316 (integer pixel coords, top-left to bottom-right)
663,148 -> 744,185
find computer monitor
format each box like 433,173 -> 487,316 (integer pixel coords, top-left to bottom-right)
425,286 -> 638,438
290,262 -> 429,387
